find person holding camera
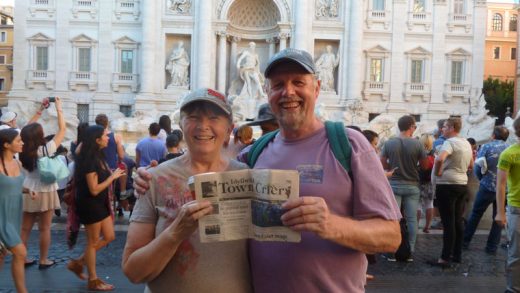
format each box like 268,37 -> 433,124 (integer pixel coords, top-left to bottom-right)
0,98 -> 50,132
19,97 -> 65,269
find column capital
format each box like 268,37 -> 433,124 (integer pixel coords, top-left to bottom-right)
266,37 -> 278,44
216,31 -> 227,37
228,35 -> 241,43
278,32 -> 290,40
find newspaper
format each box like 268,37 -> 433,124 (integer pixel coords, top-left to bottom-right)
189,169 -> 301,243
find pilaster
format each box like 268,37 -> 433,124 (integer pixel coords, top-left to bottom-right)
430,0 -> 447,104
194,0 -> 213,89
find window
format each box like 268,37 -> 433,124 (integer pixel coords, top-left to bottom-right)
451,61 -> 463,84
370,59 -> 383,82
77,104 -> 89,123
373,0 -> 385,11
411,60 -> 423,83
0,78 -> 4,91
493,13 -> 503,31
413,0 -> 425,13
120,50 -> 133,74
120,105 -> 132,117
453,0 -> 464,14
36,46 -> 48,70
412,114 -> 421,122
78,48 -> 91,72
512,48 -> 517,60
494,47 -> 501,59
0,32 -> 6,42
510,15 -> 517,32
0,55 -> 5,64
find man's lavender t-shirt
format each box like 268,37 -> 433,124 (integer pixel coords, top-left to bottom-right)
136,137 -> 167,167
245,127 -> 400,293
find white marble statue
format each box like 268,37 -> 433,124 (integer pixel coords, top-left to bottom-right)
460,94 -> 496,144
315,45 -> 339,92
166,41 -> 190,87
315,0 -> 339,18
236,42 -> 266,101
169,0 -> 191,14
229,42 -> 267,120
504,111 -> 520,144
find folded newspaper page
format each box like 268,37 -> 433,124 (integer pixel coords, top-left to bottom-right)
189,169 -> 301,243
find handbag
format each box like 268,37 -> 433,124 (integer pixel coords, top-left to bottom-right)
37,145 -> 69,184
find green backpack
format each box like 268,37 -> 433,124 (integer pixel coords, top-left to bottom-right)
246,121 -> 352,175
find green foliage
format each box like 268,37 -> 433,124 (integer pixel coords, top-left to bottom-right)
483,77 -> 514,125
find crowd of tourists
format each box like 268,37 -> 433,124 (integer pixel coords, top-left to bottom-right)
0,48 -> 519,293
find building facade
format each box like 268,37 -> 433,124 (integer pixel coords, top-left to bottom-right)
8,0 -> 486,131
485,1 -> 517,81
0,6 -> 14,106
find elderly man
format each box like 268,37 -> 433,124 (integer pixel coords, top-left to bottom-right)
134,48 -> 401,292
496,117 -> 520,293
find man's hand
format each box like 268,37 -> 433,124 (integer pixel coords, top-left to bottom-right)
495,212 -> 507,228
281,197 -> 332,239
133,167 -> 153,196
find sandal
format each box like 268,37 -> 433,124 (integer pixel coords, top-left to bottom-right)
88,278 -> 115,291
67,259 -> 87,280
38,260 -> 56,270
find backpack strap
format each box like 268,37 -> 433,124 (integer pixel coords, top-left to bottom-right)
324,121 -> 352,174
246,129 -> 279,168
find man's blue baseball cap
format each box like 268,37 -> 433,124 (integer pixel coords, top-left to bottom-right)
264,48 -> 316,78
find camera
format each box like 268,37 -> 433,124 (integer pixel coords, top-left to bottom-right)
48,97 -> 56,103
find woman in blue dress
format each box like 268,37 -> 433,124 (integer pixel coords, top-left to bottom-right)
0,128 -> 27,293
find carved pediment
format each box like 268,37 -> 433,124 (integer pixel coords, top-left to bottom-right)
365,45 -> 391,58
27,33 -> 55,46
27,33 -> 54,42
446,48 -> 471,57
405,46 -> 432,57
365,45 -> 390,54
70,34 -> 97,45
114,36 -> 138,45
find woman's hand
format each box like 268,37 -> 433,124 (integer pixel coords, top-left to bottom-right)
111,168 -> 126,181
30,190 -> 39,200
167,200 -> 213,241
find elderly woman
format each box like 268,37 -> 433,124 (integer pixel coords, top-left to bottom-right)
122,88 -> 252,292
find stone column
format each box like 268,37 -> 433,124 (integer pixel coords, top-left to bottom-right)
346,0 -> 363,100
430,1 -> 447,104
266,37 -> 276,58
293,0 -> 309,50
471,1 -> 487,101
217,31 -> 227,93
97,0 -> 113,93
338,0 -> 351,98
229,36 -> 240,83
279,33 -> 288,51
11,0 -> 28,91
389,0 -> 407,104
194,0 -> 213,89
140,0 -> 156,93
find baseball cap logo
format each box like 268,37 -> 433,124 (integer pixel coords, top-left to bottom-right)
207,89 -> 226,102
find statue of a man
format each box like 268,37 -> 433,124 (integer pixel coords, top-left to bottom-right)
236,42 -> 266,100
315,45 -> 340,92
166,41 -> 190,87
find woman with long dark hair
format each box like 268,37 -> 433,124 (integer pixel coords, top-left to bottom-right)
67,125 -> 125,291
19,97 -> 65,269
0,129 -> 27,293
157,115 -> 172,142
